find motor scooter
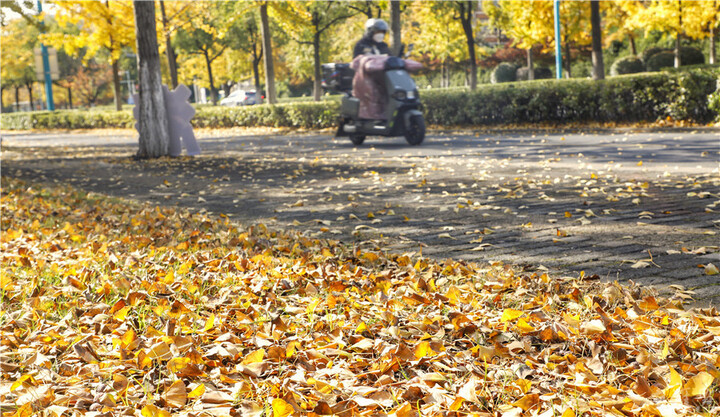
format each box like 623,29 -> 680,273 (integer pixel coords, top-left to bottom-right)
321,48 -> 425,146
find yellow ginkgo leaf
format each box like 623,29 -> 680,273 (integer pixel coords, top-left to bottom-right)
682,372 -> 714,397
272,398 -> 294,417
561,409 -> 576,417
242,349 -> 265,365
187,383 -> 205,399
141,404 -> 171,417
414,341 -> 436,359
501,309 -> 524,323
167,357 -> 191,373
203,313 -> 216,332
516,318 -> 536,333
163,379 -> 187,408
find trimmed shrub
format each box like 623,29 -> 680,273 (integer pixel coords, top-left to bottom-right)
680,46 -> 705,66
709,88 -> 720,122
646,51 -> 676,72
491,63 -> 517,83
534,67 -> 553,80
610,56 -> 646,76
516,67 -> 553,81
642,47 -> 666,63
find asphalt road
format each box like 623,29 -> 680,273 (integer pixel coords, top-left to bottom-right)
2,127 -> 719,307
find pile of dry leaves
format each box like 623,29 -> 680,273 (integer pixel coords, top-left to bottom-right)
1,177 -> 718,417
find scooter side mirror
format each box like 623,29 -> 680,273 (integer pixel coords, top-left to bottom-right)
405,43 -> 414,58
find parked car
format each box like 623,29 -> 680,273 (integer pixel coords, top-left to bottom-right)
220,90 -> 257,106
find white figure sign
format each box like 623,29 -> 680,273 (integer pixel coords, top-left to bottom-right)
133,84 -> 201,157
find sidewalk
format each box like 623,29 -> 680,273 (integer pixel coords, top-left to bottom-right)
2,127 -> 719,307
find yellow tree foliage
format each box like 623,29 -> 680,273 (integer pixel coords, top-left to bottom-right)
43,0 -> 135,111
629,0 -> 719,41
405,1 -> 467,87
268,1 -> 355,100
627,0 -> 719,67
483,0 -> 554,51
604,0 -> 646,54
43,0 -> 135,63
0,18 -> 38,108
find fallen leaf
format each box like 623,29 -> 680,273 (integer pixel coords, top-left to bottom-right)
682,372 -> 714,397
272,398 -> 294,417
163,379 -> 187,408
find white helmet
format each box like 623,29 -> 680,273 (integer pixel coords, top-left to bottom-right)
364,18 -> 388,37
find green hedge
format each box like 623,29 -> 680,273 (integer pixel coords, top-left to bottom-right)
1,100 -> 341,131
2,68 -> 718,131
420,67 -> 718,126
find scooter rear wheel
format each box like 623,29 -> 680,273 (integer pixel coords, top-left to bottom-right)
350,135 -> 366,146
404,115 -> 425,146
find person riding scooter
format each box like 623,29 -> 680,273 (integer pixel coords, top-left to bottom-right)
320,18 -> 424,146
353,18 -> 391,58
351,19 -> 392,124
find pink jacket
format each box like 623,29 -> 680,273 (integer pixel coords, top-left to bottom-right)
351,55 -> 422,120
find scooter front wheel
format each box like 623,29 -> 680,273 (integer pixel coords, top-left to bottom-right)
404,114 -> 425,146
350,135 -> 366,146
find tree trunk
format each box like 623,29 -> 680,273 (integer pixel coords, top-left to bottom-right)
590,0 -> 604,80
460,1 -> 477,90
711,24 -> 717,65
252,43 -> 262,102
390,0 -> 402,56
711,3 -> 718,65
565,41 -> 572,78
26,84 -> 33,110
159,0 -> 179,89
15,87 -> 19,111
629,34 -> 637,55
112,59 -> 122,110
67,86 -> 72,109
133,0 -> 170,159
204,51 -> 217,105
313,31 -> 321,101
674,0 -> 682,68
259,3 -> 277,104
527,48 -> 534,80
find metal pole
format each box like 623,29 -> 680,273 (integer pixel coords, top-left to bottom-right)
37,0 -> 55,110
554,0 -> 562,79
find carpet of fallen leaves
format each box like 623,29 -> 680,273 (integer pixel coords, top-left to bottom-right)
1,177 -> 719,417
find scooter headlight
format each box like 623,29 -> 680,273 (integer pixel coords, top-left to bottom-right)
393,90 -> 407,100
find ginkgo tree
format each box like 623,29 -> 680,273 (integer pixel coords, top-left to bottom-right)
270,1 -> 356,101
446,0 -> 480,90
628,0 -> 719,67
604,0 -> 646,56
173,1 -> 233,105
0,17 -> 38,110
225,4 -> 265,98
44,0 -> 135,111
406,1 -> 468,88
483,0 -> 554,80
558,0 -> 592,77
157,0 -> 194,89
